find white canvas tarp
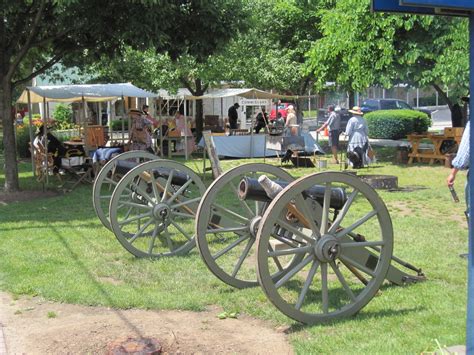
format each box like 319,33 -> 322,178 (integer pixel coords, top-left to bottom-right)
193,88 -> 295,100
17,83 -> 158,103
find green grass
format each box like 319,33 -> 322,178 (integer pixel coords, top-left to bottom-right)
0,151 -> 468,354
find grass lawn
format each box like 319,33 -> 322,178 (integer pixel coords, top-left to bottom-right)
0,148 -> 468,354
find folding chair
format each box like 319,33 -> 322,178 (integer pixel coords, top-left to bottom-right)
60,155 -> 94,191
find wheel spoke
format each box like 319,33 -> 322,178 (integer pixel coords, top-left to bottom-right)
295,260 -> 320,310
161,169 -> 175,202
211,203 -> 250,223
212,234 -> 250,260
340,241 -> 385,249
231,238 -> 255,277
267,243 -> 284,272
206,225 -> 249,234
167,178 -> 193,204
150,169 -> 162,202
104,177 -> 118,186
330,261 -> 356,302
119,200 -> 153,210
169,218 -> 193,241
128,218 -> 154,244
329,189 -> 358,233
274,218 -> 315,244
335,210 -> 378,239
147,224 -> 160,254
163,225 -> 174,251
229,181 -> 255,218
294,193 -> 321,236
320,182 -> 332,235
118,211 -> 152,226
338,254 -> 377,277
321,263 -> 329,314
267,245 -> 312,257
172,197 -> 202,210
172,211 -> 195,219
274,254 -> 314,289
100,194 -> 113,200
130,182 -> 155,205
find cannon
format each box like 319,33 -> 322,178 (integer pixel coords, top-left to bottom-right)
92,151 -> 206,258
195,164 -> 425,324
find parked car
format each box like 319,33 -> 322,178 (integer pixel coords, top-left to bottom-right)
360,98 -> 432,118
269,102 -> 293,120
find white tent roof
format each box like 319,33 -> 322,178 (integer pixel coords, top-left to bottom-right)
17,83 -> 158,103
194,88 -> 295,100
156,88 -> 193,100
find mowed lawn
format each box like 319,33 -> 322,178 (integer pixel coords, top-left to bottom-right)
0,149 -> 468,354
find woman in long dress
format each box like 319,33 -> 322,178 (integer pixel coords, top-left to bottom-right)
345,106 -> 369,169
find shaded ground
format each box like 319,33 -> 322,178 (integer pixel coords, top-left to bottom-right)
0,190 -> 60,206
0,292 -> 293,354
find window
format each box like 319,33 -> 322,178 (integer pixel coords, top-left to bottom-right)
362,100 -> 378,110
396,100 -> 412,109
380,100 -> 398,109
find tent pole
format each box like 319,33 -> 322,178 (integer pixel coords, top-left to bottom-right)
26,89 -> 35,175
121,95 -> 126,146
43,97 -> 48,186
82,96 -> 89,156
184,99 -> 188,160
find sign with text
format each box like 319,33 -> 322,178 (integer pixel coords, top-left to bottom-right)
240,99 -> 270,107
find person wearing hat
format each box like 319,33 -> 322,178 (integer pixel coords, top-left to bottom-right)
317,105 -> 341,164
228,102 -> 240,129
344,106 -> 370,169
285,105 -> 298,136
128,108 -> 153,153
33,124 -> 69,175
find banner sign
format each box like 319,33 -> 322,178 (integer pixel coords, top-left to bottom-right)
240,99 -> 270,106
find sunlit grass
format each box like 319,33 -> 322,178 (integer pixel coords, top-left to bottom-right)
0,150 -> 468,353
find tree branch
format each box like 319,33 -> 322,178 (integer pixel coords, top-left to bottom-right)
432,83 -> 452,109
12,52 -> 63,88
6,0 -> 47,82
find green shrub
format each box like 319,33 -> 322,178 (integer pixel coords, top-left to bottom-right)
111,119 -> 128,131
16,125 -> 32,158
52,104 -> 75,130
365,110 -> 430,140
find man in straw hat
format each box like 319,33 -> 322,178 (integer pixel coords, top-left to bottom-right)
344,106 -> 370,169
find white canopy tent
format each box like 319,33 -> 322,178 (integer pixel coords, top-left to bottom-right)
17,83 -> 158,180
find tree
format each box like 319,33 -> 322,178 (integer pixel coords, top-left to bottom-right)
306,0 -> 468,125
1,0 -> 245,192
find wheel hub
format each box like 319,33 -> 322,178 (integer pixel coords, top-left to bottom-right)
314,234 -> 340,262
249,216 -> 262,238
152,203 -> 171,221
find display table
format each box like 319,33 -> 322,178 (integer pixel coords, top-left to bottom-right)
407,128 -> 464,165
197,133 -> 324,158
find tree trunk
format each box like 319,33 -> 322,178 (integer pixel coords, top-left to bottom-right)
1,79 -> 20,192
348,91 -> 355,109
432,83 -> 463,127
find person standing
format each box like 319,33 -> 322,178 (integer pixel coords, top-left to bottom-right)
128,109 -> 153,153
254,107 -> 269,134
228,102 -> 240,129
345,106 -> 369,169
317,105 -> 341,164
285,105 -> 298,136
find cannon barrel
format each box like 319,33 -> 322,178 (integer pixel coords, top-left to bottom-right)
238,176 -> 347,210
115,160 -> 190,186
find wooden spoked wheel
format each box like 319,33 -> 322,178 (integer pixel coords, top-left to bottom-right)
195,163 -> 304,289
109,160 -> 205,258
92,150 -> 157,230
256,172 -> 393,324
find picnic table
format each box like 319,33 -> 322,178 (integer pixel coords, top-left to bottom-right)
407,127 -> 464,165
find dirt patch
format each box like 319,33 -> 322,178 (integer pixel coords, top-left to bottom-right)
0,292 -> 293,354
0,190 -> 60,206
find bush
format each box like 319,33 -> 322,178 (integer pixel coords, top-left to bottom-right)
365,110 -> 431,140
52,104 -> 75,130
111,119 -> 128,131
16,125 -> 32,158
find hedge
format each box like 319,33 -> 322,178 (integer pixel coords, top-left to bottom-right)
365,109 -> 431,140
